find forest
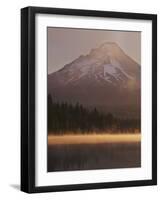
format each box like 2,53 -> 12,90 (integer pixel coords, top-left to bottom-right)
48,94 -> 141,134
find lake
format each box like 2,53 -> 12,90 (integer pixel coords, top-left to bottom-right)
48,134 -> 141,172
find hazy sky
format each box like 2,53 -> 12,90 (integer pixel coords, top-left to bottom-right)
48,27 -> 141,74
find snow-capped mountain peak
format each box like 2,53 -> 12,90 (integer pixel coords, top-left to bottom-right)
48,42 -> 140,87
51,42 -> 137,86
48,42 -> 141,118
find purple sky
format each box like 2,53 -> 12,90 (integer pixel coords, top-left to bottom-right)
48,27 -> 141,74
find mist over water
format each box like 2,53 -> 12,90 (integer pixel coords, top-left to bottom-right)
47,29 -> 141,172
48,134 -> 141,172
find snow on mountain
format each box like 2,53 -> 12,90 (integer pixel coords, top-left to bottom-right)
49,42 -> 139,87
48,42 -> 141,117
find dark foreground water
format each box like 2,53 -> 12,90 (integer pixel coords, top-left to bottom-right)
48,142 -> 141,172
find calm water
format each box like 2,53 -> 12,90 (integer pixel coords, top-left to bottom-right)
47,134 -> 141,172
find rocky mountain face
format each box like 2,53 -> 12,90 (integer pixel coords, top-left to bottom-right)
48,42 -> 141,118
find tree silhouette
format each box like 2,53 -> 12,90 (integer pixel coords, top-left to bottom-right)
47,94 -> 141,135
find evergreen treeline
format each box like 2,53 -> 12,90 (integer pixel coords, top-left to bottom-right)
48,94 -> 140,134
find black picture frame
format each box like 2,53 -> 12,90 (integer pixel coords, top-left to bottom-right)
21,6 -> 157,193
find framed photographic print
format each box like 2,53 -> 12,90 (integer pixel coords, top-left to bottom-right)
21,6 -> 157,193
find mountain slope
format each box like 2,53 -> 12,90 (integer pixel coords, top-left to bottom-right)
48,42 -> 141,118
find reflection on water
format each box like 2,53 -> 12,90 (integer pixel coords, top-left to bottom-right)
48,134 -> 141,172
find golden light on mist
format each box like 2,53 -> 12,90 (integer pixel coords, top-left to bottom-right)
48,133 -> 141,145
